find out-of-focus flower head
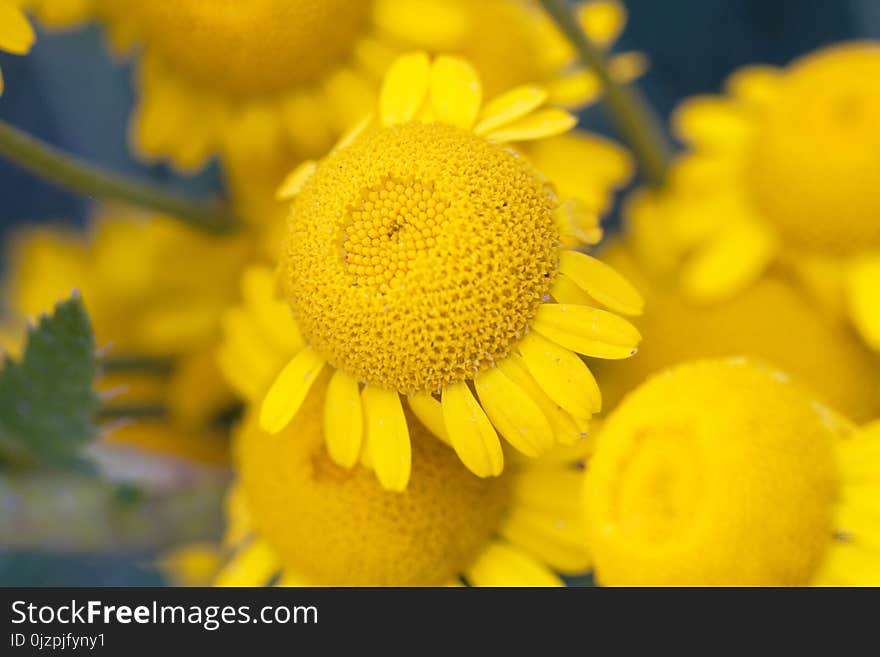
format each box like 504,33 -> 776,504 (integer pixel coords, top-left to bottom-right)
0,0 -> 35,95
644,42 -> 880,350
1,209 -> 254,459
217,51 -> 642,492
19,0 -> 641,174
212,381 -> 593,587
590,239 -> 880,422
585,358 -> 880,586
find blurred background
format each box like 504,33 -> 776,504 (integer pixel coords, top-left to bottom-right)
1,0 -> 879,585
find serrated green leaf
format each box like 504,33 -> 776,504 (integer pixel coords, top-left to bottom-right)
0,293 -> 100,468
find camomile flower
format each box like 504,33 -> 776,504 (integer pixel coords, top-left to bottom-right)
0,0 -> 35,95
217,53 -> 643,492
590,240 -> 880,422
214,380 -> 593,587
585,358 -> 880,586
658,42 -> 880,350
22,0 -> 642,177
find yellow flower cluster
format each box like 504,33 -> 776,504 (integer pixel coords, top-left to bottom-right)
2,1 -> 878,588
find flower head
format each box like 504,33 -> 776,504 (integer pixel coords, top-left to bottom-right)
591,241 -> 880,422
215,381 -> 592,586
27,0 -> 640,179
2,209 -> 252,446
585,358 -> 880,586
650,42 -> 880,350
219,53 -> 641,491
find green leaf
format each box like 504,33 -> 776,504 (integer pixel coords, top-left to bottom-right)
0,293 -> 100,468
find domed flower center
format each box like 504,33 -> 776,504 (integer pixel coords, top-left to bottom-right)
237,382 -> 511,585
586,360 -> 840,586
131,0 -> 371,96
343,178 -> 449,292
749,44 -> 880,254
284,122 -> 561,393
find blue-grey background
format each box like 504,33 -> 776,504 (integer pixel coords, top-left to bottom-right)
0,0 -> 878,585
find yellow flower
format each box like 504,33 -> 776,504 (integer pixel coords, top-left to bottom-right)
585,358 -> 880,586
24,0 -> 641,177
657,42 -> 880,350
2,209 -> 253,446
218,53 -> 642,491
214,381 -> 592,586
591,240 -> 880,422
0,0 -> 35,95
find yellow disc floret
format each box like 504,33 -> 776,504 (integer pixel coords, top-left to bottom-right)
237,380 -> 511,586
749,43 -> 880,254
129,0 -> 370,95
586,359 -> 841,586
283,122 -> 560,393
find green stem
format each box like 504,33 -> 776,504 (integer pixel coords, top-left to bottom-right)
0,469 -> 227,553
538,0 -> 672,185
0,119 -> 239,232
100,355 -> 175,376
98,405 -> 169,421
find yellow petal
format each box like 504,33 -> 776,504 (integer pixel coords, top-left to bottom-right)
576,0 -> 627,49
466,542 -> 564,587
362,386 -> 411,492
324,369 -> 363,468
224,485 -> 253,548
276,161 -> 317,200
0,3 -> 35,55
475,85 -> 549,136
497,355 -> 590,446
332,113 -> 374,153
0,67 -> 4,96
241,266 -> 305,353
673,95 -> 753,150
553,199 -> 603,247
259,348 -> 326,434
608,51 -> 649,83
500,507 -> 591,575
550,273 -> 593,305
485,108 -> 578,143
214,541 -> 279,587
545,70 -> 603,108
517,332 -> 601,417
275,571 -> 312,587
379,51 -> 430,126
724,65 -> 783,108
512,467 -> 585,517
681,219 -> 777,303
407,392 -> 450,444
811,543 -> 880,586
474,366 -> 554,458
430,55 -> 481,130
532,304 -> 641,359
847,254 -> 880,352
442,381 -> 503,478
558,250 -> 644,315
372,0 -> 467,50
218,307 -> 282,400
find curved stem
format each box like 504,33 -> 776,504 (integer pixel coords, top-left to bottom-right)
538,0 -> 672,185
0,118 -> 239,232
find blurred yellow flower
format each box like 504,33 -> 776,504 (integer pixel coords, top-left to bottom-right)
657,42 -> 880,350
585,358 -> 880,586
214,381 -> 592,586
22,1 -> 641,181
1,209 -> 254,455
591,240 -> 880,422
217,52 -> 641,491
0,0 -> 35,95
